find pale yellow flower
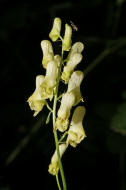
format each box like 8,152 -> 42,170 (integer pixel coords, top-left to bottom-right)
55,93 -> 75,132
61,53 -> 82,83
62,24 -> 72,51
41,40 -> 54,68
40,60 -> 58,100
27,75 -> 45,116
48,143 -> 67,175
67,71 -> 84,105
67,106 -> 86,147
67,42 -> 84,60
49,18 -> 61,42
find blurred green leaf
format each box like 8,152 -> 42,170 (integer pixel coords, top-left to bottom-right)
121,90 -> 126,100
106,131 -> 126,153
110,102 -> 126,135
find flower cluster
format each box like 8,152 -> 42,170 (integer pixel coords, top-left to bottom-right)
27,17 -> 86,177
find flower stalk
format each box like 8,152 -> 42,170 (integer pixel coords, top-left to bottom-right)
52,49 -> 67,190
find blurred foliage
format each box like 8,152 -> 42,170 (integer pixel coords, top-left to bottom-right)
111,99 -> 126,136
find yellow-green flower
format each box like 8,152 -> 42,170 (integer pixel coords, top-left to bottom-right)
40,60 -> 58,100
62,24 -> 72,51
67,106 -> 86,147
49,17 -> 61,41
61,53 -> 82,83
48,143 -> 67,175
41,40 -> 54,68
27,75 -> 45,116
55,92 -> 75,132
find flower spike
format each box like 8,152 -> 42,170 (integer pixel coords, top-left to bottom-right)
27,17 -> 86,190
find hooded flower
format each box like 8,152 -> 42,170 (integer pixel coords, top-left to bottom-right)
61,53 -> 82,83
41,40 -> 54,68
49,17 -> 61,42
55,92 -> 75,132
67,42 -> 84,60
40,60 -> 58,100
27,75 -> 45,116
48,143 -> 67,175
67,106 -> 86,147
62,24 -> 72,51
67,71 -> 84,105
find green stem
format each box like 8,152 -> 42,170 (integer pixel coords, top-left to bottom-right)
45,101 -> 53,112
53,49 -> 67,190
56,174 -> 62,190
59,132 -> 68,143
57,93 -> 64,100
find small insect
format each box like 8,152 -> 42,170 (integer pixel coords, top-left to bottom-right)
70,21 -> 78,31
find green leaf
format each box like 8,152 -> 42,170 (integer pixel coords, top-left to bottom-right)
110,102 -> 126,135
46,111 -> 52,124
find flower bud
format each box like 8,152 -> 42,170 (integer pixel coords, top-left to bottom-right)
55,93 -> 75,132
41,40 -> 54,68
40,60 -> 58,100
48,143 -> 67,175
49,17 -> 61,41
62,24 -> 72,51
67,106 -> 86,147
61,53 -> 82,83
27,75 -> 45,116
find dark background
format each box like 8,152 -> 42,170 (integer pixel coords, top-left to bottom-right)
0,0 -> 126,189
